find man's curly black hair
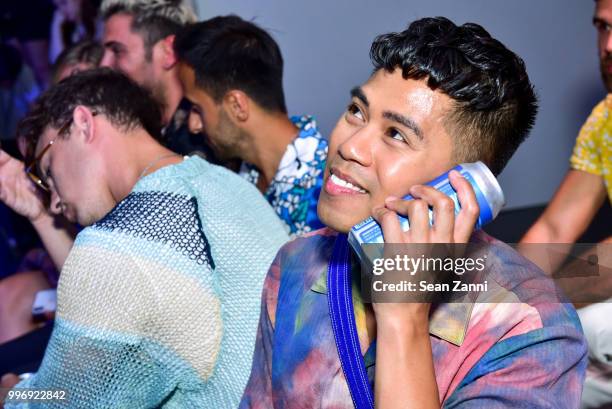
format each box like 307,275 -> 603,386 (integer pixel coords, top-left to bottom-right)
370,17 -> 538,175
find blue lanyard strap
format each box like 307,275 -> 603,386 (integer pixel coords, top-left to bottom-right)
327,233 -> 375,409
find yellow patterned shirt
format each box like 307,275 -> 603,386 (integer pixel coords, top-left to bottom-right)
570,95 -> 612,203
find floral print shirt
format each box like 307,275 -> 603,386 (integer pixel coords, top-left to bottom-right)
570,94 -> 612,203
240,115 -> 327,236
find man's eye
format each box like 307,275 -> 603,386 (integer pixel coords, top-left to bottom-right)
346,103 -> 364,121
111,46 -> 123,56
595,20 -> 612,32
386,128 -> 409,144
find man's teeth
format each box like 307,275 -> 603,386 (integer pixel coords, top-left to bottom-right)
330,173 -> 366,193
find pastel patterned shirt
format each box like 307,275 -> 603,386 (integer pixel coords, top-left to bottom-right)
240,115 -> 327,236
570,94 -> 612,203
240,228 -> 587,408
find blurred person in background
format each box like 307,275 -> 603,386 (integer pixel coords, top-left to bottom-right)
0,0 -> 55,89
51,39 -> 104,83
100,0 -> 218,160
0,44 -> 40,145
175,16 -> 328,236
519,1 -> 612,408
49,0 -> 101,62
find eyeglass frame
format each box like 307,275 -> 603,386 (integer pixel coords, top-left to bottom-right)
25,109 -> 98,192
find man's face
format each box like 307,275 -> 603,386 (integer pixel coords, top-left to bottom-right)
101,14 -> 156,91
178,63 -> 245,160
317,69 -> 456,233
37,118 -> 112,226
595,0 -> 612,91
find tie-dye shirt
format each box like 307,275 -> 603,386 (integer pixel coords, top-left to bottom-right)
240,115 -> 327,236
240,228 -> 587,408
570,94 -> 612,203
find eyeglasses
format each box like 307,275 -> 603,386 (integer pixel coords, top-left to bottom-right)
25,110 -> 98,192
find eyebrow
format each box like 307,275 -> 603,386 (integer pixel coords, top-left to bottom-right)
382,111 -> 424,141
350,87 -> 369,107
104,40 -> 125,50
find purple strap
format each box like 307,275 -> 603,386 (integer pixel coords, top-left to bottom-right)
327,233 -> 375,409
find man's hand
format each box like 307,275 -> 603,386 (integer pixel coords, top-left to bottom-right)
1,373 -> 20,409
0,150 -> 47,222
370,170 -> 479,409
371,170 -> 479,323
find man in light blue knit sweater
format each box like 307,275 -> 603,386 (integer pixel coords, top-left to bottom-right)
0,68 -> 288,408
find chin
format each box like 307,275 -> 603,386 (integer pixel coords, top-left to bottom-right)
317,197 -> 365,234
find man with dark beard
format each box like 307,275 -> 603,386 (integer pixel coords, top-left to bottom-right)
521,0 -> 612,407
521,1 -> 611,249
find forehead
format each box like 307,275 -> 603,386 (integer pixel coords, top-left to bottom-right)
595,0 -> 612,21
361,69 -> 452,122
178,63 -> 215,102
104,13 -> 143,45
178,63 -> 195,87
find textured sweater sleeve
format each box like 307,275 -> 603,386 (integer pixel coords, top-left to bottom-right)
7,192 -> 223,408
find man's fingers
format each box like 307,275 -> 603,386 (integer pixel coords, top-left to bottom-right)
409,185 -> 455,240
1,373 -> 20,388
449,170 -> 479,242
385,197 -> 429,242
372,205 -> 404,243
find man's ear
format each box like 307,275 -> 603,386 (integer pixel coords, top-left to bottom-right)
73,106 -> 97,144
161,35 -> 178,69
223,90 -> 250,123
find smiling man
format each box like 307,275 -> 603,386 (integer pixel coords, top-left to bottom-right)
1,68 -> 288,408
100,0 -> 218,159
240,17 -> 587,408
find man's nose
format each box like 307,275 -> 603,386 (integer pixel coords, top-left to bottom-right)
188,110 -> 204,134
100,50 -> 115,68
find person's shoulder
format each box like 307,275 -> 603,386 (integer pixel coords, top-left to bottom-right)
291,115 -> 327,141
78,187 -> 216,269
469,231 -> 583,334
271,227 -> 336,273
580,95 -> 612,137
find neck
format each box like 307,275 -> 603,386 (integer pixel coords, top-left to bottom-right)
161,72 -> 184,125
242,113 -> 297,190
108,131 -> 182,202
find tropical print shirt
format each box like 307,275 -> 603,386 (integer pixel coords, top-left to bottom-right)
240,115 -> 327,237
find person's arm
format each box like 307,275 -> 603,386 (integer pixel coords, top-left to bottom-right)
29,213 -> 75,270
521,169 -> 607,244
239,252 -> 282,409
48,9 -> 65,65
0,150 -> 75,269
371,171 -> 479,409
519,170 -> 608,275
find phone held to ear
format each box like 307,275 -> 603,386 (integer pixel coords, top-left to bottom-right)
348,161 -> 505,259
